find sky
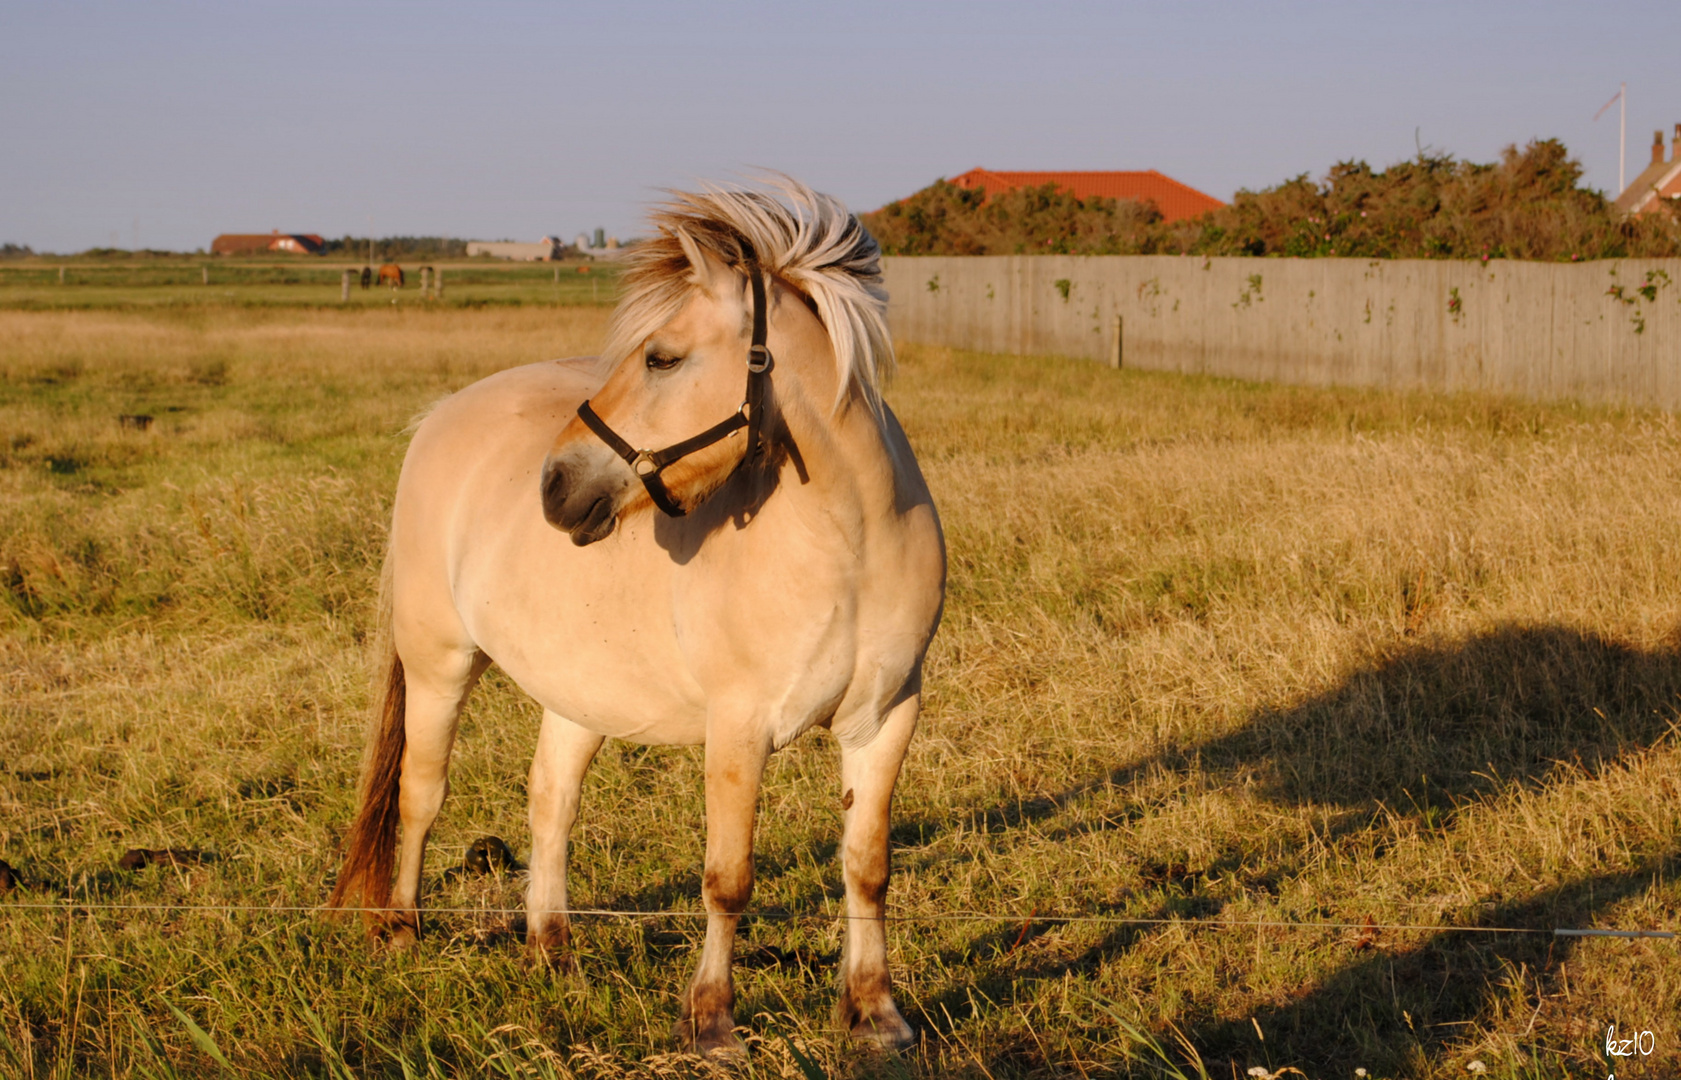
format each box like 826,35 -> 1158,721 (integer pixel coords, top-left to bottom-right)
4,1 -> 1680,253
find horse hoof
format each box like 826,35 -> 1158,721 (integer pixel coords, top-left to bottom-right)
526,942 -> 575,974
701,1038 -> 746,1060
837,990 -> 916,1051
672,1018 -> 744,1058
369,914 -> 420,950
374,924 -> 418,951
526,920 -> 574,972
697,1033 -> 747,1059
852,1016 -> 916,1052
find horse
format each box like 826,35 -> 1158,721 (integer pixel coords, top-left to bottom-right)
378,262 -> 404,289
328,179 -> 946,1054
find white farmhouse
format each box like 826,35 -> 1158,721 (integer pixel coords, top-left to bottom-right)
466,237 -> 564,261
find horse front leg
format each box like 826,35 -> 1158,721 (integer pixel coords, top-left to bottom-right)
834,692 -> 918,1049
675,726 -> 770,1055
526,709 -> 604,968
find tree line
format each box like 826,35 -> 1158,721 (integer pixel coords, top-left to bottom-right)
861,139 -> 1681,260
0,237 -> 485,260
318,236 -> 473,260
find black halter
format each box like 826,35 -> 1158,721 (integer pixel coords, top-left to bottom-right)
575,263 -> 773,517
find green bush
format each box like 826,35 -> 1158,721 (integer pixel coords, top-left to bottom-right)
863,179 -> 1168,256
866,139 -> 1681,261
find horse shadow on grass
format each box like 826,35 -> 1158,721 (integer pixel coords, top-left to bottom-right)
894,623 -> 1681,1071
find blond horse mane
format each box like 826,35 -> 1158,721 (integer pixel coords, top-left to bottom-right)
602,176 -> 893,412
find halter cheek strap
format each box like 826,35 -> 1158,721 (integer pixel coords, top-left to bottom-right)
575,263 -> 773,518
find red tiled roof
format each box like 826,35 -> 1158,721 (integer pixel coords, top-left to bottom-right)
210,233 -> 326,255
949,168 -> 1225,223
1614,158 -> 1681,216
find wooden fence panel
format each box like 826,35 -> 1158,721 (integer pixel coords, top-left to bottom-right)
882,255 -> 1681,409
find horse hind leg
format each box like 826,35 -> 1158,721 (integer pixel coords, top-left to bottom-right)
834,693 -> 919,1050
525,709 -> 604,968
382,642 -> 487,947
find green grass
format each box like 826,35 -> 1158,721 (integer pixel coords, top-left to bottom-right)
1,307 -> 1676,1078
0,258 -> 624,310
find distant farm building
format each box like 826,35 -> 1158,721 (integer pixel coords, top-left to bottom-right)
466,237 -> 563,261
1614,125 -> 1681,217
211,231 -> 325,255
572,231 -> 635,260
946,168 -> 1225,223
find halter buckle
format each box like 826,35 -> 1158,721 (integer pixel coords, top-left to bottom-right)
747,344 -> 773,374
631,450 -> 659,477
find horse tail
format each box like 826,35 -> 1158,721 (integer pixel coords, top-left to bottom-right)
328,566 -> 406,924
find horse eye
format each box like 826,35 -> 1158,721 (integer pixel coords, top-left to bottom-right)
645,351 -> 684,371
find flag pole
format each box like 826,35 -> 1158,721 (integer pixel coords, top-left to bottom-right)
1619,81 -> 1626,195
1595,85 -> 1628,195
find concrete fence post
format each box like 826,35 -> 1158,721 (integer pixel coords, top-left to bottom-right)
434,268 -> 444,300
202,266 -> 209,286
420,266 -> 431,298
341,268 -> 353,302
59,266 -> 65,285
1110,314 -> 1123,369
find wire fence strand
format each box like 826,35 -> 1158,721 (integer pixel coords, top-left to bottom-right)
0,899 -> 1671,939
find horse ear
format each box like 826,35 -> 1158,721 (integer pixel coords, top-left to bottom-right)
673,229 -> 727,295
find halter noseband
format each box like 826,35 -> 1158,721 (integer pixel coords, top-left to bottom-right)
574,263 -> 773,517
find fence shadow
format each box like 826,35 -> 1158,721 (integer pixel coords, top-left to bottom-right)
1196,623 -> 1681,817
1191,856 -> 1676,1076
897,623 -> 1680,1070
898,623 -> 1680,849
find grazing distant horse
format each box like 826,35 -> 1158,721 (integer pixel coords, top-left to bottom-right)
378,263 -> 404,288
329,179 -> 945,1053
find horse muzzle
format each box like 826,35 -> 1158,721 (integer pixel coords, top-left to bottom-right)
541,444 -> 631,546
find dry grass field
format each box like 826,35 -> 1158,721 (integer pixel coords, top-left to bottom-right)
1,303 -> 1676,1079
